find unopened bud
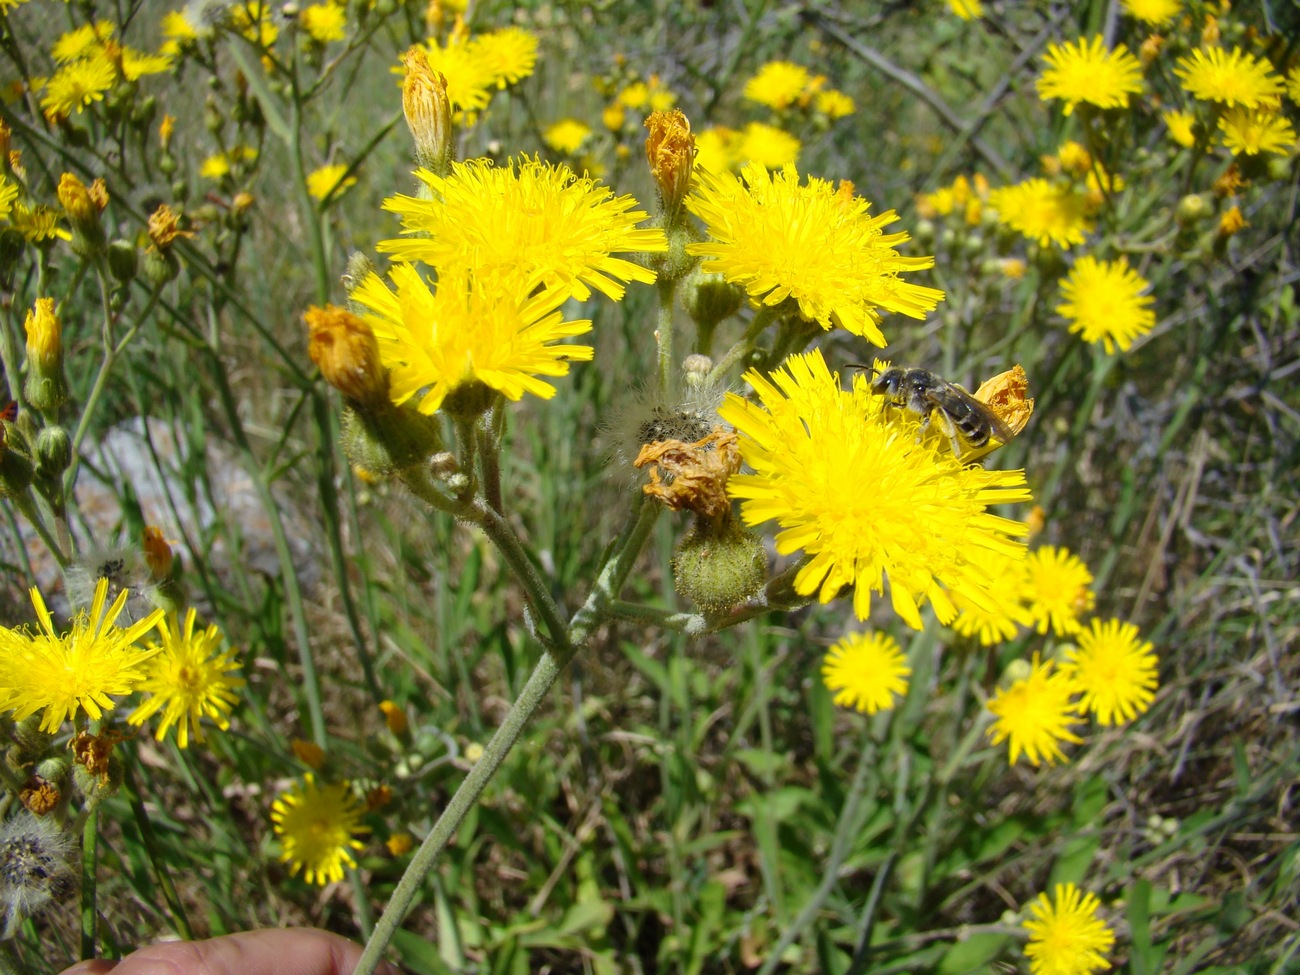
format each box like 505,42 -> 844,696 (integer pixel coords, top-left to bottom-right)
107,239 -> 138,282
305,304 -> 388,406
673,518 -> 766,616
35,425 -> 72,479
23,298 -> 68,413
56,173 -> 106,256
645,109 -> 695,224
401,47 -> 453,174
1175,194 -> 1210,226
141,246 -> 180,288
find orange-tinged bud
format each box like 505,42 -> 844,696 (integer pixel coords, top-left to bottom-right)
142,525 -> 175,581
386,832 -> 414,856
159,114 -> 176,152
305,304 -> 388,406
1139,34 -> 1164,65
644,109 -> 695,220
292,739 -> 325,769
401,46 -> 453,173
1201,14 -> 1219,46
1217,205 -> 1246,237
378,700 -> 408,736
57,173 -> 106,255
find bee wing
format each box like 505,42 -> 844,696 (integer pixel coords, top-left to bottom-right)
946,381 -> 1017,444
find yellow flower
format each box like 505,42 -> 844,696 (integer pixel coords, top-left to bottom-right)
815,88 -> 855,119
822,632 -> 911,714
0,579 -> 163,735
988,178 -> 1092,249
305,162 -> 357,200
378,700 -> 408,735
617,75 -> 675,111
693,126 -> 735,173
543,118 -> 592,154
1288,66 -> 1300,105
300,3 -> 347,43
1057,255 -> 1155,354
126,609 -> 244,748
199,145 -> 258,180
40,57 -> 116,119
51,21 -> 114,63
1023,883 -> 1115,975
948,0 -> 982,18
1120,0 -> 1179,26
1217,106 -> 1297,156
986,654 -> 1083,767
719,350 -> 1031,628
271,775 -> 368,885
1024,545 -> 1094,636
160,10 -> 199,55
1060,618 -> 1158,726
10,204 -> 70,243
744,60 -> 815,110
380,156 -> 666,302
1036,36 -> 1143,116
118,47 -> 173,81
351,264 -> 594,414
23,297 -> 62,372
733,121 -> 801,170
1217,204 -> 1246,236
471,27 -> 538,89
1162,109 -> 1197,148
0,176 -> 16,221
686,163 -> 944,347
950,552 -> 1032,645
1174,47 -> 1284,108
231,1 -> 278,47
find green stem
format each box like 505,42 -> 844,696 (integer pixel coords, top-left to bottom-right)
352,499 -> 660,975
354,645 -> 576,975
64,320 -> 143,496
656,277 -> 678,399
706,306 -> 777,386
80,803 -> 99,960
0,303 -> 26,413
472,500 -> 570,650
757,729 -> 877,975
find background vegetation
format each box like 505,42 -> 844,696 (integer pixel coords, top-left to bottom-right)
0,0 -> 1296,973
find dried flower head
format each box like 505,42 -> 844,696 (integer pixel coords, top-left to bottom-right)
636,428 -> 742,521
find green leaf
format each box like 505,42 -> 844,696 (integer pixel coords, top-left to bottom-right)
936,932 -> 1012,974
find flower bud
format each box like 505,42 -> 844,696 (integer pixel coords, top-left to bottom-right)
673,518 -> 767,616
401,47 -> 453,174
23,298 -> 68,413
644,109 -> 695,226
35,425 -> 72,479
340,404 -> 444,479
141,245 -> 180,288
107,238 -> 139,282
1175,193 -> 1211,226
305,304 -> 388,407
56,173 -> 107,256
682,271 -> 742,333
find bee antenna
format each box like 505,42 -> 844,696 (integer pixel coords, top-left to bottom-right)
844,361 -> 879,376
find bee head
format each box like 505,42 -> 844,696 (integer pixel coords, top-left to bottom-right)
868,365 -> 905,397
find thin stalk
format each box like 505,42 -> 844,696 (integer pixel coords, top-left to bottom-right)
353,499 -> 660,975
757,729 -> 877,975
656,277 -> 677,399
0,304 -> 26,413
706,306 -> 778,387
79,804 -> 98,960
472,500 -> 570,650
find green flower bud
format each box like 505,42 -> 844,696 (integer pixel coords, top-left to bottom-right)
107,239 -> 138,283
340,403 -> 443,480
673,519 -> 766,615
35,425 -> 72,479
141,246 -> 180,288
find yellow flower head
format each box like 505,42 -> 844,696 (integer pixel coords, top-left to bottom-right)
1024,545 -> 1095,636
117,46 -> 173,81
1057,255 -> 1155,354
1217,106 -> 1297,156
380,156 -> 666,302
948,0 -> 984,20
40,57 -> 117,120
1120,0 -> 1180,26
300,2 -> 346,43
200,145 -> 257,180
686,163 -> 944,347
1217,204 -> 1246,237
1061,618 -> 1158,726
719,350 -> 1031,628
0,579 -> 163,735
617,76 -> 675,111
822,631 -> 911,714
815,89 -> 855,119
160,10 -> 200,55
271,775 -> 368,885
471,27 -> 538,90
0,175 -> 15,221
644,109 -> 696,215
400,47 -> 452,169
51,21 -> 115,63
305,163 -> 357,201
1162,109 -> 1197,148
126,609 -> 244,748
1036,36 -> 1143,116
988,178 -> 1092,249
986,654 -> 1083,767
378,700 -> 408,735
10,204 -> 70,244
1023,883 -> 1116,975
350,264 -> 594,414
544,118 -> 593,155
733,121 -> 801,170
743,60 -> 815,110
1174,47 -> 1284,108
950,552 -> 1032,645
693,126 -> 735,174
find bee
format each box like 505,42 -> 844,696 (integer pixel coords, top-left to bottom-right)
868,366 -> 1015,457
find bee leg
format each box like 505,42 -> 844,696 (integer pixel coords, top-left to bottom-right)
936,412 -> 964,458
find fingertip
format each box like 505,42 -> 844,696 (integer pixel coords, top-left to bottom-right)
57,962 -> 119,975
